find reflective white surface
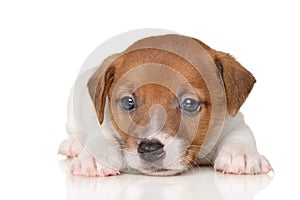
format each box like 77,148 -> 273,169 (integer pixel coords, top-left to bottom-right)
60,159 -> 272,200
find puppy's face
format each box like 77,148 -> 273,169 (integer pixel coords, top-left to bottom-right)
88,35 -> 256,176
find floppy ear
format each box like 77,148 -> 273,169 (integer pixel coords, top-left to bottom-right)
87,55 -> 118,124
214,51 -> 256,116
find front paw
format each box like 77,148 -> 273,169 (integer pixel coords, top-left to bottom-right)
58,135 -> 83,157
71,156 -> 120,177
213,143 -> 273,175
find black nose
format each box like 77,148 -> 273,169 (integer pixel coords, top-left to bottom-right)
138,139 -> 165,162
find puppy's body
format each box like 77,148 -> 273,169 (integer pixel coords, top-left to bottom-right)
59,35 -> 272,176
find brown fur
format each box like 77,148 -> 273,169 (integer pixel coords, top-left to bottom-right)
110,50 -> 210,157
192,38 -> 256,116
87,54 -> 121,124
213,51 -> 256,116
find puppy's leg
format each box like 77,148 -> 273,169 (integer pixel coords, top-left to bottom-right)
69,121 -> 125,177
71,149 -> 121,177
58,135 -> 83,157
213,113 -> 272,175
58,88 -> 83,157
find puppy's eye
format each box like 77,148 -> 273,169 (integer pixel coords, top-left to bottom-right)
120,96 -> 136,112
181,98 -> 202,114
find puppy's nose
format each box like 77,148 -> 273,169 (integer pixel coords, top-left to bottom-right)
138,139 -> 165,162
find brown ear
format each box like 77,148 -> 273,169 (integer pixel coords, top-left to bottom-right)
87,55 -> 118,124
214,51 -> 256,116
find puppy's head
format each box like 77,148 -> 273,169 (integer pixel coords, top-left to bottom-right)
88,35 -> 255,176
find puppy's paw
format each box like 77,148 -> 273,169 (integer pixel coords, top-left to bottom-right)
213,143 -> 273,175
71,156 -> 120,177
58,135 -> 83,157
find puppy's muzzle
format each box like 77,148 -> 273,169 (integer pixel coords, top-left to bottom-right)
138,139 -> 165,162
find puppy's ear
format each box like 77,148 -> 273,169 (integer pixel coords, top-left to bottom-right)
214,51 -> 256,116
87,55 -> 118,124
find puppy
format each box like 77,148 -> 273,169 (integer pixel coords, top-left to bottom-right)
59,34 -> 272,176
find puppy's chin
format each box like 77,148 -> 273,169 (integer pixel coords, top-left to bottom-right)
141,168 -> 184,176
130,160 -> 188,176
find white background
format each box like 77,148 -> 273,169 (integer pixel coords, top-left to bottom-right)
0,0 -> 299,199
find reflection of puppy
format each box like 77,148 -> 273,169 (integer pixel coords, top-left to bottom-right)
59,34 -> 272,176
64,166 -> 272,200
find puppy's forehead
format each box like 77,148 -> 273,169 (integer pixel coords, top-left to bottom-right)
111,49 -> 210,98
114,48 -> 206,79
113,70 -> 208,104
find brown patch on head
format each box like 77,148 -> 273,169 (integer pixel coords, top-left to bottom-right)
107,49 -> 212,163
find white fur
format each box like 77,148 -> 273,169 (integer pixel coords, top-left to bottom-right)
59,69 -> 272,176
212,113 -> 272,174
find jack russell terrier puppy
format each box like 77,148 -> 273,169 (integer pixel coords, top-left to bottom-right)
59,34 -> 272,176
